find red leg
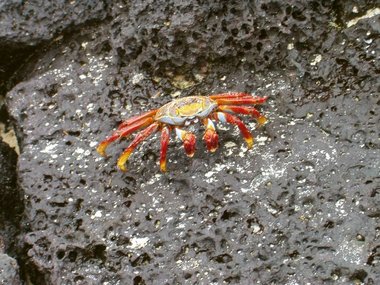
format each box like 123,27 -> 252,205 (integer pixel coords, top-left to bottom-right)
175,127 -> 196,157
209,92 -> 254,100
218,105 -> 267,126
160,126 -> 170,172
117,109 -> 158,130
117,122 -> 160,171
97,117 -> 154,157
202,118 -> 219,152
210,112 -> 254,148
214,96 -> 268,106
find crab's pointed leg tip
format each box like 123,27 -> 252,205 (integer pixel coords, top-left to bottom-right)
96,143 -> 107,157
186,152 -> 195,158
246,138 -> 254,149
257,116 -> 267,126
117,163 -> 127,172
207,145 -> 218,153
160,163 -> 167,172
117,156 -> 128,172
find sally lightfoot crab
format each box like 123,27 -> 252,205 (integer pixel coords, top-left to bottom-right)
97,92 -> 268,172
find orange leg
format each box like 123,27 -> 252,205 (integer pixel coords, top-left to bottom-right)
202,118 -> 219,152
117,109 -> 158,130
209,92 -> 254,100
117,122 -> 160,171
160,126 -> 170,172
175,127 -> 196,157
214,96 -> 268,106
218,105 -> 267,126
210,112 -> 254,148
97,117 -> 154,157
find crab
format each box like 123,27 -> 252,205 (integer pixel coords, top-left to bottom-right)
97,92 -> 268,172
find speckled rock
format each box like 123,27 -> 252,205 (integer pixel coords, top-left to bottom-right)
3,0 -> 380,284
0,139 -> 22,284
0,0 -> 107,96
0,253 -> 21,285
0,0 -> 107,45
0,139 -> 19,215
0,138 -> 22,253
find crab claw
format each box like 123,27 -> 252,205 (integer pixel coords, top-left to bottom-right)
203,118 -> 219,152
97,141 -> 110,157
203,129 -> 219,152
257,115 -> 267,127
175,128 -> 196,157
183,133 -> 196,157
159,126 -> 170,172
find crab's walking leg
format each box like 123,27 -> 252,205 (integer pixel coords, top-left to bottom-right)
210,112 -> 254,149
202,118 -> 219,152
117,122 -> 160,171
218,105 -> 267,126
209,92 -> 255,100
97,117 -> 154,157
159,126 -> 170,172
175,128 -> 196,157
117,109 -> 157,130
213,96 -> 268,106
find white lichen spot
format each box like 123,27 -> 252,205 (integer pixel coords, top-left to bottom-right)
81,42 -> 88,49
176,259 -> 200,271
347,8 -> 380,28
131,73 -> 145,85
310,54 -> 322,66
87,103 -> 95,112
336,238 -> 364,265
171,91 -> 182,98
41,143 -> 59,154
129,237 -> 150,249
251,223 -> 262,234
194,73 -> 205,82
335,199 -> 348,217
91,210 -> 103,219
256,135 -> 268,145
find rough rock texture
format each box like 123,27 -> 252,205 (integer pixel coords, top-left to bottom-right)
0,252 -> 21,285
2,0 -> 380,284
0,0 -> 107,96
0,139 -> 22,285
0,0 -> 107,45
0,139 -> 22,252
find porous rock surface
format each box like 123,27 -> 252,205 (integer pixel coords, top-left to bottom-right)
2,0 -> 380,284
0,139 -> 22,285
0,252 -> 21,285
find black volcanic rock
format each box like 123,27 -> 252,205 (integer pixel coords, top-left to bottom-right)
2,1 -> 380,284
